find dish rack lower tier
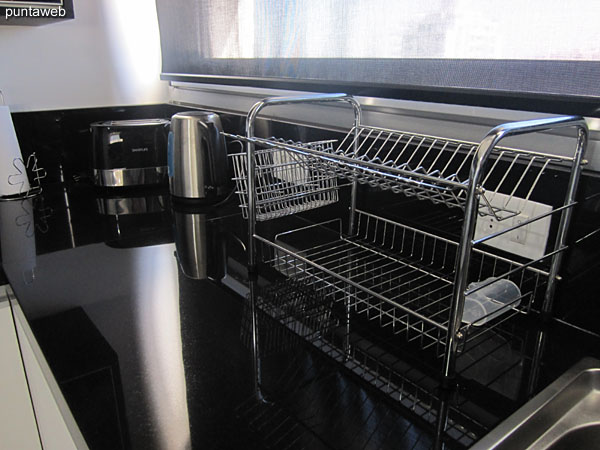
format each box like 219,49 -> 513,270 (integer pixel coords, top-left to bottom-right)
255,210 -> 549,357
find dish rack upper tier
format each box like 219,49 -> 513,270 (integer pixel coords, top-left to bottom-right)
225,118 -> 583,221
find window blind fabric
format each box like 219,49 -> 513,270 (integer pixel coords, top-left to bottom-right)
156,0 -> 600,98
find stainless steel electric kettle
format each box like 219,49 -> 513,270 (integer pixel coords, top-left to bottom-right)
168,111 -> 229,203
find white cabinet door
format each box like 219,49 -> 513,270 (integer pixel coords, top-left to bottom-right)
0,297 -> 41,450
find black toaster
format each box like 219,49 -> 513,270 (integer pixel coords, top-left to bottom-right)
91,119 -> 170,187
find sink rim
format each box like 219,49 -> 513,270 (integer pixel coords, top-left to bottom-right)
471,357 -> 600,450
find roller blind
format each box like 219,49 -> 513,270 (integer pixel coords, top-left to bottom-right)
156,0 -> 600,101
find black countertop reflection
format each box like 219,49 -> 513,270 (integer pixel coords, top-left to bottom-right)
2,183 -> 436,450
2,182 -> 260,449
2,182 -> 600,450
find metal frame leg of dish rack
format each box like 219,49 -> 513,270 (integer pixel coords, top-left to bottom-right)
245,92 -> 361,272
442,116 -> 588,382
541,126 -> 588,314
248,278 -> 266,402
245,93 -> 362,400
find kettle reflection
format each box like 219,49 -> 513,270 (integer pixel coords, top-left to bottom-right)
172,207 -> 225,281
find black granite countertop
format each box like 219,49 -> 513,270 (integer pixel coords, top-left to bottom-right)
2,181 -> 600,450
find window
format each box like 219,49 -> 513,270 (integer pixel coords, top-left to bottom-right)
156,0 -> 600,113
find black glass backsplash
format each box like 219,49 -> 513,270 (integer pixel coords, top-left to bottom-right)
10,104 -> 244,184
10,104 -> 600,335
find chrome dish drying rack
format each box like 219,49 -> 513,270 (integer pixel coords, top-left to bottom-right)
224,93 -> 588,383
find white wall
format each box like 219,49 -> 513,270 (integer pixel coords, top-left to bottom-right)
0,0 -> 168,112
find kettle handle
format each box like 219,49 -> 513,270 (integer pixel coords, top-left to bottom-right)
197,120 -> 227,188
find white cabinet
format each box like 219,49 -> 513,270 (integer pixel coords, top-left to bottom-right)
0,295 -> 41,450
1,286 -> 87,450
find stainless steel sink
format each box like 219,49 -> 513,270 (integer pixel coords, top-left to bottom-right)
472,357 -> 600,449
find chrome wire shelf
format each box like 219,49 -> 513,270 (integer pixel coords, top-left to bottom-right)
229,137 -> 339,221
225,126 -> 575,221
338,125 -> 575,221
256,210 -> 548,356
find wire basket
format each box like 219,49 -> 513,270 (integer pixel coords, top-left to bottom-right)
256,210 -> 547,357
230,138 -> 339,221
